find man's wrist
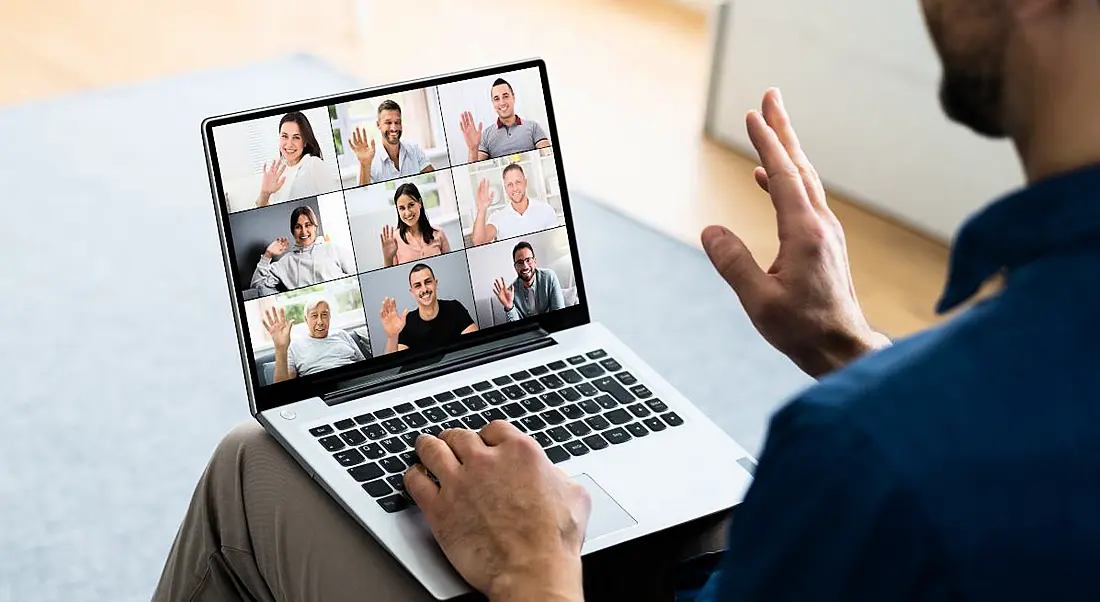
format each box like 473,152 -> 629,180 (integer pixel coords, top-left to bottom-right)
487,555 -> 583,602
811,327 -> 891,377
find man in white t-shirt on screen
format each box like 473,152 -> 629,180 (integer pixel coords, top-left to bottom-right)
471,163 -> 559,246
261,298 -> 366,383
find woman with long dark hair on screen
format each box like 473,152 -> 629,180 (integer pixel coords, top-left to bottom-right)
380,182 -> 452,267
256,111 -> 340,207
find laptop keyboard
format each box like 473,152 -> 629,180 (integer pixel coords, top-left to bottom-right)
307,349 -> 685,514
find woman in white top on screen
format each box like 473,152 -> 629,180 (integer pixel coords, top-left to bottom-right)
256,112 -> 340,207
380,182 -> 452,267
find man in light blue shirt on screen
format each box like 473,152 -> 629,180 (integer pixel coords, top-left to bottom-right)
348,99 -> 433,187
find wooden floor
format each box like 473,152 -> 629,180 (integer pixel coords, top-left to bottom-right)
1,0 -> 952,337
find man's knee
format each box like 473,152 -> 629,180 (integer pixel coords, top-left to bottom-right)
210,420 -> 283,473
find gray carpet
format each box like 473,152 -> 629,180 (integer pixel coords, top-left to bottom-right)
0,54 -> 812,602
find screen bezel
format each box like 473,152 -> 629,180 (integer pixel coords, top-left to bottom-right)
201,59 -> 591,415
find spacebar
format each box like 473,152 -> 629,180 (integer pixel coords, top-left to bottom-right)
593,377 -> 634,405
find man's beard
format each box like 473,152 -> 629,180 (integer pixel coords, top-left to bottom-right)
939,68 -> 1007,138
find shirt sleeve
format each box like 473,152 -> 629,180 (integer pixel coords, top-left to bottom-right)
712,398 -> 948,602
532,120 -> 550,145
545,270 -> 565,311
369,157 -> 382,183
414,144 -> 432,171
453,301 -> 475,331
251,255 -> 282,294
438,230 -> 451,254
285,340 -> 300,375
477,127 -> 490,156
339,330 -> 366,362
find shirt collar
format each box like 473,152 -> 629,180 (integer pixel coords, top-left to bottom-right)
497,115 -> 523,129
937,163 -> 1100,313
379,141 -> 407,166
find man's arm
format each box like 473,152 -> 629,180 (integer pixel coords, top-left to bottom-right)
272,345 -> 297,383
384,338 -> 408,354
532,122 -> 551,150
251,256 -> 282,292
461,323 -> 479,334
471,206 -> 497,246
545,271 -> 566,311
358,164 -> 373,187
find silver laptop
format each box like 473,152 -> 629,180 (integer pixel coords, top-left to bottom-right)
201,58 -> 755,600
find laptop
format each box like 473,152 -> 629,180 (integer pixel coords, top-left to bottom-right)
201,58 -> 756,600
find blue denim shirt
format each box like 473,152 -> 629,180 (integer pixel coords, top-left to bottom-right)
693,164 -> 1100,601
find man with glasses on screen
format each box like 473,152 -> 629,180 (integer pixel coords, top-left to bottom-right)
471,163 -> 558,246
494,241 -> 565,321
348,99 -> 434,187
260,298 -> 365,383
458,78 -> 551,163
379,263 -> 478,354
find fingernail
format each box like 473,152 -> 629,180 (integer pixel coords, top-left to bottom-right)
701,225 -> 732,246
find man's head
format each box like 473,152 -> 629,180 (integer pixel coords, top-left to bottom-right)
377,99 -> 403,145
290,205 -> 319,247
304,298 -> 331,339
409,263 -> 438,308
490,78 -> 516,121
512,241 -> 537,284
502,163 -> 528,205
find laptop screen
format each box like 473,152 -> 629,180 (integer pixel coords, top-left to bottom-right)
204,60 -> 589,411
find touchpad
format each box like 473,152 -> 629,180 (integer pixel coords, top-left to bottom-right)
573,473 -> 637,541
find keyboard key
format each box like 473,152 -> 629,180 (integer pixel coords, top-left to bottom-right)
353,413 -> 376,425
414,396 -> 436,408
510,370 -> 531,380
462,396 -> 487,411
402,431 -> 422,447
336,419 -> 357,430
319,435 -> 345,452
510,420 -> 527,433
545,446 -> 571,464
630,385 -> 653,399
493,375 -> 513,386
374,408 -> 396,419
626,422 -> 650,438
594,377 -> 635,405
394,402 -> 414,414
340,429 -> 367,446
579,363 -> 605,379
560,387 -> 581,402
559,369 -> 583,384
533,431 -> 554,448
435,391 -> 456,402
521,380 -> 546,395
443,402 -> 467,417
377,494 -> 409,513
360,443 -> 385,460
348,462 -> 384,482
381,437 -> 406,454
309,424 -> 334,437
387,474 -> 407,492
565,440 -> 590,457
362,479 -> 393,498
521,397 -> 546,413
596,395 -> 618,410
586,415 -> 611,430
628,403 -> 651,418
424,407 -> 448,423
521,415 -> 547,431
566,421 -> 592,437
529,365 -> 550,376
606,409 -> 632,425
363,424 -> 387,440
604,427 -> 632,445
662,412 -> 685,427
561,404 -> 585,420
503,385 -> 526,400
453,386 -> 474,397
482,408 -> 507,422
615,372 -> 638,386
473,381 -> 493,392
382,418 -> 408,434
579,399 -> 602,414
541,391 -> 566,406
502,403 -> 526,418
400,451 -> 420,467
541,409 -> 566,425
442,419 -> 463,430
646,398 -> 669,413
567,355 -> 586,365
334,449 -> 365,467
587,349 -> 608,359
463,414 -> 488,429
577,382 -> 599,397
644,417 -> 667,432
583,433 -> 610,450
422,425 -> 443,436
380,457 -> 406,474
484,390 -> 507,405
600,358 -> 623,371
547,426 -> 572,442
539,374 -> 565,389
404,412 -> 428,428
548,360 -> 567,370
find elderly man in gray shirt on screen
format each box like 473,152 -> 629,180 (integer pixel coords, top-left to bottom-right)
493,241 -> 565,322
261,297 -> 366,383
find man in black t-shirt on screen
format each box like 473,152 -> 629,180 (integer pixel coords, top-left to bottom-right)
380,263 -> 478,354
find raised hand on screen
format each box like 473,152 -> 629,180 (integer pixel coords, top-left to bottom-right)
264,237 -> 290,259
475,179 -> 495,214
380,225 -> 399,262
380,297 -> 408,338
260,160 -> 287,197
350,127 -> 376,166
493,277 -> 515,312
262,306 -> 293,350
459,111 -> 483,152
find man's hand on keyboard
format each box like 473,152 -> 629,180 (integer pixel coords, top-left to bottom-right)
405,421 -> 590,602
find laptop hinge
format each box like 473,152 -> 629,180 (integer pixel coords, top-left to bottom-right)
322,326 -> 556,406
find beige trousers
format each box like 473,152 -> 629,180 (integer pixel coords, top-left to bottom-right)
152,421 -> 729,602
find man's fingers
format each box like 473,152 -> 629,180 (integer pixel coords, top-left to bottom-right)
701,225 -> 770,304
416,434 -> 460,481
753,166 -> 770,193
404,464 -> 441,516
745,110 -> 813,217
478,420 -> 520,446
438,428 -> 485,463
761,89 -> 826,210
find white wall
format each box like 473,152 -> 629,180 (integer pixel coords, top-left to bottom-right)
705,0 -> 1024,240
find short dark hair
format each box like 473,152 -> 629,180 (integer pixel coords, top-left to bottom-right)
409,263 -> 435,284
502,163 -> 525,179
279,112 -> 324,160
377,100 -> 402,116
512,241 -> 534,261
491,78 -> 513,94
290,204 -> 320,231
